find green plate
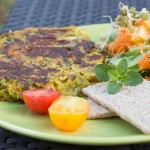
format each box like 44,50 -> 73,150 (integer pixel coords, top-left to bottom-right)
0,24 -> 150,145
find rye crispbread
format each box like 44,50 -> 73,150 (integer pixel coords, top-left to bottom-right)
83,80 -> 150,134
88,98 -> 116,119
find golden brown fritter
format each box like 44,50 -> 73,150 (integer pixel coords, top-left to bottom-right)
0,26 -> 103,101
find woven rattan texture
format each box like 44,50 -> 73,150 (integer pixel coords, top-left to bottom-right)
2,0 -> 150,32
1,0 -> 150,149
1,128 -> 150,150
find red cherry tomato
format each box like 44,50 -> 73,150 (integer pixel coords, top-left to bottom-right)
22,89 -> 60,114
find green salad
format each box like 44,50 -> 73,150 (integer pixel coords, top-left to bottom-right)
96,2 -> 150,94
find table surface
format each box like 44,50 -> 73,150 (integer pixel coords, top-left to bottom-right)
1,0 -> 150,149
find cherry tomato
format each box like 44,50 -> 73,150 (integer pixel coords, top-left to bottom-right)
48,96 -> 89,131
22,89 -> 60,114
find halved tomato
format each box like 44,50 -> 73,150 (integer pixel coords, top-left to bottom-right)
48,96 -> 89,131
22,89 -> 60,114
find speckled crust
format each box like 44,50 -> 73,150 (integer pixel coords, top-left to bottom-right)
0,26 -> 104,101
82,80 -> 150,134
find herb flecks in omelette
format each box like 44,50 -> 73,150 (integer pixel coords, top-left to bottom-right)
0,26 -> 104,101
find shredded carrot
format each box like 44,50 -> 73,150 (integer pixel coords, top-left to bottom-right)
129,43 -> 140,48
134,20 -> 144,26
138,53 -> 150,69
134,20 -> 150,32
145,76 -> 150,81
138,44 -> 150,70
108,28 -> 134,56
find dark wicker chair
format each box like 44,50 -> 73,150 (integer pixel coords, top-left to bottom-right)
1,0 -> 150,149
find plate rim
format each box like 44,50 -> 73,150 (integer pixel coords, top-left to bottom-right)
1,119 -> 150,145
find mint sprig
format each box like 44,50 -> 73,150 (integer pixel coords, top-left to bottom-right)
95,58 -> 143,94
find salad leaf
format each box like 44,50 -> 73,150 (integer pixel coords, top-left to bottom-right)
121,74 -> 133,85
116,59 -> 128,75
95,50 -> 144,94
126,71 -> 143,85
109,46 -> 142,69
126,47 -> 140,57
107,70 -> 119,81
95,64 -> 112,82
128,64 -> 139,71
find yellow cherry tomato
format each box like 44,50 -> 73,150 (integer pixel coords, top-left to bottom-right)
48,96 -> 88,131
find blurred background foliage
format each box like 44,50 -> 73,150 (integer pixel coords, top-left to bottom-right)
0,0 -> 15,31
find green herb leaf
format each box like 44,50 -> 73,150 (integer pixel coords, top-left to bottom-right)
109,52 -> 125,66
107,81 -> 123,94
126,71 -> 143,85
116,59 -> 128,75
109,46 -> 142,69
111,51 -> 125,59
126,47 -> 140,57
121,74 -> 133,85
96,44 -> 144,95
107,70 -> 119,81
127,55 -> 142,67
95,64 -> 112,82
128,64 -> 139,71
